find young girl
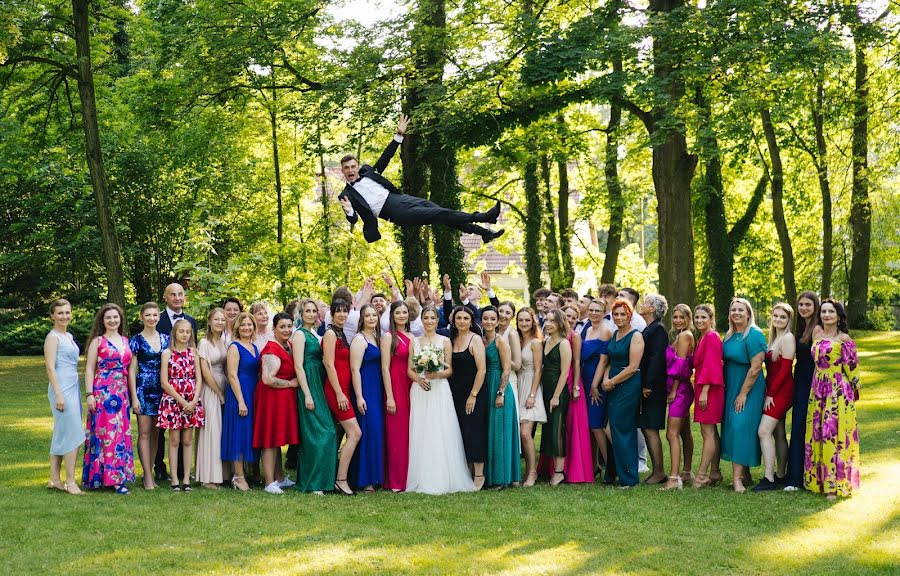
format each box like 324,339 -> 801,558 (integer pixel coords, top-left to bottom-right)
158,318 -> 205,491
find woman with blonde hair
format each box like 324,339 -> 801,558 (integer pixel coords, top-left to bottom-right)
197,308 -> 228,488
515,307 -> 545,486
755,303 -> 795,491
691,304 -> 724,488
661,303 -> 695,490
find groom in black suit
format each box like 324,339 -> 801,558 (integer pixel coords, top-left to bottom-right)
338,115 -> 504,244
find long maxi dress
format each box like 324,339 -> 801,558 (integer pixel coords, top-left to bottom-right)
539,339 -> 569,468
721,327 -> 767,467
786,334 -> 814,488
580,330 -> 609,430
565,332 -> 594,483
485,338 -> 521,486
197,338 -> 226,484
450,335 -> 489,464
295,327 -> 337,492
221,342 -> 259,465
48,330 -> 83,457
605,329 -> 641,487
350,341 -> 385,489
384,332 -> 412,491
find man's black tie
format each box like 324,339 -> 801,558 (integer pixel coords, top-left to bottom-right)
173,313 -> 185,319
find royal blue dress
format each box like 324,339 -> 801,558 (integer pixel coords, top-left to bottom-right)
221,342 -> 259,463
350,341 -> 384,488
581,336 -> 609,429
129,332 -> 169,416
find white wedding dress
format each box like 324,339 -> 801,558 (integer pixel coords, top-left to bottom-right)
406,337 -> 475,495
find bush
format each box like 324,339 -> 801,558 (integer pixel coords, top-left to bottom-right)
0,308 -> 94,356
867,307 -> 897,331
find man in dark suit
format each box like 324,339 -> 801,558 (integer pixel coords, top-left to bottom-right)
338,115 -> 504,244
154,282 -> 198,483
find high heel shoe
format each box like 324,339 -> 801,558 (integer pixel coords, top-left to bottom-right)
692,473 -> 712,489
709,471 -> 723,486
473,474 -> 486,491
680,470 -> 695,484
231,476 -> 250,492
334,478 -> 355,496
550,469 -> 566,487
523,471 -> 538,487
661,476 -> 683,490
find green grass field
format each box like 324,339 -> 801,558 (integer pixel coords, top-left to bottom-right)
1,332 -> 898,575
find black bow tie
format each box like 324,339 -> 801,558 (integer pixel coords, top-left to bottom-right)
173,313 -> 185,319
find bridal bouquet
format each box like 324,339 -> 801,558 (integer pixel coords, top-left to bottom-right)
412,343 -> 444,386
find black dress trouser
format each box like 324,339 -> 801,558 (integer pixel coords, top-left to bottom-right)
381,194 -> 492,236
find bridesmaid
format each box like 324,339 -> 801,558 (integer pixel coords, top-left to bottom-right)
600,299 -> 644,488
481,306 -> 520,488
755,302 -> 795,491
497,301 -> 521,421
541,309 -> 572,487
44,298 -> 84,495
691,304 -> 724,488
661,304 -> 695,490
290,299 -> 337,494
381,301 -> 413,492
197,308 -> 228,489
349,304 -> 385,492
222,312 -> 259,491
785,291 -> 820,491
82,303 -> 135,494
449,306 -> 488,491
563,306 -> 593,484
721,297 -> 767,493
516,307 -> 546,487
128,302 -> 169,490
804,299 -> 860,499
322,298 -> 361,496
585,299 -> 613,479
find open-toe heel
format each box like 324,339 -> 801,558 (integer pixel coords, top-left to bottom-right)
334,479 -> 355,496
473,474 -> 486,491
550,469 -> 566,487
660,476 -> 683,491
692,473 -> 711,489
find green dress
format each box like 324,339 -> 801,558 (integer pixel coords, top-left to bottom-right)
485,339 -> 521,486
296,328 -> 338,492
721,327 -> 767,467
540,339 -> 569,458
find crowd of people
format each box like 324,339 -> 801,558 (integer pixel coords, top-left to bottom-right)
44,274 -> 861,500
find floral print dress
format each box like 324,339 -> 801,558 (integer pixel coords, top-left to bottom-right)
157,348 -> 206,429
804,338 -> 860,496
83,336 -> 135,488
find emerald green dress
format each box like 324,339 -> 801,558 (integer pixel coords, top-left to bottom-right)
296,327 -> 337,492
540,339 -> 569,458
485,338 -> 521,486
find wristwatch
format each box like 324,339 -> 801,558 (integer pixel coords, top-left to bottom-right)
574,385 -> 580,391
470,392 -> 477,398
496,390 -> 504,396
528,393 -> 536,399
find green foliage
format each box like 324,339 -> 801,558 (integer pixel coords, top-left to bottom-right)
0,307 -> 93,356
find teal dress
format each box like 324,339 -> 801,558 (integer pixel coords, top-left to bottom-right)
485,339 -> 521,486
721,327 -> 767,467
605,329 -> 641,486
296,328 -> 337,492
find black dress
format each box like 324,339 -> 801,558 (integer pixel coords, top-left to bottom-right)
450,335 -> 489,463
786,335 -> 814,487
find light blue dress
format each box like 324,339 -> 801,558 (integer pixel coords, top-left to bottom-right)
721,327 -> 767,467
48,330 -> 84,456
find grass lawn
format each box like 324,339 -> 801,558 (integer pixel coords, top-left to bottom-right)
1,331 -> 898,575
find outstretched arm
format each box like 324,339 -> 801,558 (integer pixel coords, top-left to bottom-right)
372,114 -> 409,173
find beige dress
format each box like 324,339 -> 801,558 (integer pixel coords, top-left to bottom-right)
517,341 -> 547,423
196,338 -> 226,483
499,325 -> 520,421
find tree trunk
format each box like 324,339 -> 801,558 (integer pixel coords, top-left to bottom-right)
540,154 -> 562,289
72,0 -> 126,309
523,159 -> 543,296
601,92 -> 624,284
847,37 -> 871,327
399,125 -> 430,282
813,82 -> 833,297
557,157 -> 574,288
429,144 -> 466,289
761,108 -> 796,305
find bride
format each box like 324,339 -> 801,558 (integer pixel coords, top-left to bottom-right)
406,305 -> 475,494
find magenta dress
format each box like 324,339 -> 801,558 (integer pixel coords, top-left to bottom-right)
564,332 -> 594,483
665,346 -> 694,419
384,332 -> 412,491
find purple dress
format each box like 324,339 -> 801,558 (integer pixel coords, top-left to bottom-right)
665,345 -> 694,419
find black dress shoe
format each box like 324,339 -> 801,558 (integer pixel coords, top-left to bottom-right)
475,201 -> 502,224
154,470 -> 170,482
481,228 -> 505,243
752,477 -> 778,491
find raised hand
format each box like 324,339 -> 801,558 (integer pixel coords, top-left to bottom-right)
479,271 -> 492,292
405,278 -> 414,297
397,114 -> 410,135
458,283 -> 467,303
442,273 -> 451,292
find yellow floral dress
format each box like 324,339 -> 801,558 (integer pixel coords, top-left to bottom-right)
804,338 -> 860,496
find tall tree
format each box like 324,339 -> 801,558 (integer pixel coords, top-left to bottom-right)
761,108 -> 797,305
600,57 -> 625,285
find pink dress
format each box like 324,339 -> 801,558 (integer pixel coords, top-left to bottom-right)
665,345 -> 694,419
564,332 -> 594,483
384,332 -> 412,491
693,331 -> 724,424
158,348 -> 206,429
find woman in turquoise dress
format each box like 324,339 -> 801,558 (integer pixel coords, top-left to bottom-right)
481,307 -> 520,487
44,298 -> 84,495
290,299 -> 337,494
721,298 -> 767,493
601,299 -> 645,487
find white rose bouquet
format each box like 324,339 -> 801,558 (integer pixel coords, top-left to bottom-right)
411,343 -> 444,390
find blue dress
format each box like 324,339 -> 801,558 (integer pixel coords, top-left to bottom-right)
721,328 -> 767,467
128,332 -> 169,416
350,341 -> 384,488
605,329 -> 641,486
47,331 -> 84,456
786,335 -> 814,487
581,336 -> 609,429
221,342 -> 259,463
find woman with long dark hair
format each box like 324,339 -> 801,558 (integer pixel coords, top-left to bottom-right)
449,306 -> 488,491
785,290 -> 821,491
381,300 -> 413,491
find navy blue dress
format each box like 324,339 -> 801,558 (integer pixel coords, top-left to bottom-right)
129,332 -> 170,416
786,335 -> 814,487
350,341 -> 384,488
221,342 -> 259,463
581,335 -> 609,429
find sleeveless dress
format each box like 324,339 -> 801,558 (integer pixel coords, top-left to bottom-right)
565,332 -> 593,483
498,325 -> 520,421
665,345 -> 694,419
83,336 -> 135,488
47,330 -> 83,456
349,340 -> 384,488
539,339 -> 569,459
763,351 -> 794,419
197,338 -> 227,483
693,330 -> 724,424
221,342 -> 258,463
516,341 -> 547,423
485,338 -> 521,486
786,335 -> 814,488
324,332 -> 355,422
451,335 -> 489,463
296,328 -> 337,492
253,341 -> 300,448
605,329 -> 640,487
581,332 -> 609,429
129,332 -> 169,416
407,337 -> 475,495
721,328 -> 767,467
158,348 -> 205,429
384,332 -> 412,491
804,338 -> 860,496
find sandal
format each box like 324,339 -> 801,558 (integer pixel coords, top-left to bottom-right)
64,482 -> 84,495
709,471 -> 723,486
550,469 -> 566,487
473,474 -> 486,491
661,476 -> 683,490
681,470 -> 695,484
523,471 -> 538,488
334,478 -> 355,496
171,484 -> 182,492
362,485 -> 376,494
182,484 -> 193,492
115,485 -> 130,495
692,473 -> 711,489
47,480 -> 66,492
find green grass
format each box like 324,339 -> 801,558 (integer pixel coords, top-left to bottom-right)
2,332 -> 898,575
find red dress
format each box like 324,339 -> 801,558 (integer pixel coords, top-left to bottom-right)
693,330 -> 725,424
324,332 -> 355,422
384,332 -> 411,491
158,347 -> 205,429
763,351 -> 794,419
252,341 -> 299,448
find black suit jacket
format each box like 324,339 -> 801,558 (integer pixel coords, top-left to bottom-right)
639,319 -> 668,392
157,310 -> 198,339
338,137 -> 403,243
